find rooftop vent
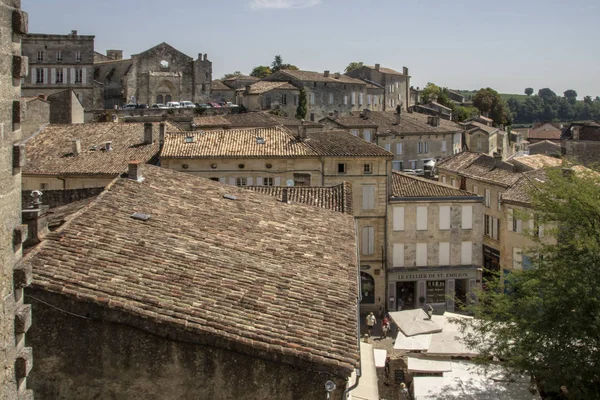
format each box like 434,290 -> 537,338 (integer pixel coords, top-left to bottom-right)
128,160 -> 144,182
72,139 -> 81,156
131,212 -> 151,221
256,137 -> 265,144
223,194 -> 237,200
185,134 -> 195,143
144,122 -> 153,144
103,141 -> 112,151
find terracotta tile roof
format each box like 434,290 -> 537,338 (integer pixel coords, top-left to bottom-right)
437,151 -> 521,187
527,123 -> 562,140
502,169 -> 547,206
322,116 -> 378,128
246,183 -> 353,215
348,111 -> 463,135
26,165 -> 359,375
364,65 -> 403,75
23,122 -> 180,176
270,70 -> 366,84
210,80 -> 232,91
192,115 -> 231,128
222,74 -> 259,82
391,172 -> 478,198
222,112 -> 282,128
161,126 -> 392,159
510,154 -> 562,170
465,121 -> 498,135
267,114 -> 323,128
246,81 -> 298,94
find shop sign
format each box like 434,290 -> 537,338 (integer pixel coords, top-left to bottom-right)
392,270 -> 476,281
360,265 -> 371,270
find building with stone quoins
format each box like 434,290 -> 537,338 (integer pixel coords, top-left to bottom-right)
1,0 -> 33,398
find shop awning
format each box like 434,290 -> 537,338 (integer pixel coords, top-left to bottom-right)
389,309 -> 442,337
348,342 -> 380,400
393,332 -> 432,351
373,349 -> 387,368
407,356 -> 452,374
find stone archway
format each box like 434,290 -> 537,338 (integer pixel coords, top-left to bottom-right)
154,80 -> 178,104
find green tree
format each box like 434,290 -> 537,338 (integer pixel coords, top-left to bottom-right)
525,87 -> 534,96
584,96 -> 593,105
271,55 -> 298,73
564,89 -> 578,104
295,88 -> 307,120
250,65 -> 272,78
459,166 -> 600,399
421,82 -> 442,104
222,71 -> 242,79
344,62 -> 364,73
473,88 -> 510,125
538,88 -> 557,103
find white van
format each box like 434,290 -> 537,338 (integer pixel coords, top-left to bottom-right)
179,101 -> 196,108
166,101 -> 181,108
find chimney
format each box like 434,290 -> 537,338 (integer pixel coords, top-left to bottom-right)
198,53 -> 202,60
71,30 -> 77,36
128,161 -> 144,182
374,63 -> 380,71
107,50 -> 123,61
333,110 -> 339,119
281,188 -> 289,203
334,72 -> 340,79
144,122 -> 153,144
362,109 -> 370,119
22,200 -> 49,248
394,113 -> 401,125
203,54 -> 208,61
245,84 -> 251,93
403,66 -> 408,75
72,139 -> 81,156
159,122 -> 166,146
324,70 -> 330,78
104,141 -> 112,151
297,120 -> 307,140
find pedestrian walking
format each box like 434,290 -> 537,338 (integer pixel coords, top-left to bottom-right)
398,382 -> 410,400
365,312 -> 376,337
384,356 -> 391,386
381,316 -> 390,338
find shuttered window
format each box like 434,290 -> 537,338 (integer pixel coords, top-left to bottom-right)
416,206 -> 428,230
439,206 -> 450,230
393,207 -> 404,231
439,242 -> 450,266
361,226 -> 375,255
461,241 -> 472,265
393,243 -> 404,267
416,243 -> 427,266
461,205 -> 473,229
362,186 -> 375,210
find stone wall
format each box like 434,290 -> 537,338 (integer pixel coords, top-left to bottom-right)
27,289 -> 348,400
22,187 -> 104,209
21,97 -> 49,139
47,88 -> 84,124
0,1 -> 33,398
562,140 -> 600,167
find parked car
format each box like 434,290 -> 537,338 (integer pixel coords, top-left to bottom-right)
179,101 -> 196,108
136,104 -> 149,109
226,102 -> 239,108
151,103 -> 168,109
122,103 -> 137,110
197,103 -> 211,109
414,169 -> 425,176
403,169 -> 416,175
208,102 -> 221,108
166,101 -> 181,108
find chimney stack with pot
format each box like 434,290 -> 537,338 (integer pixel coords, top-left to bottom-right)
159,122 -> 166,146
144,123 -> 153,144
374,63 -> 380,71
324,70 -> 330,78
72,139 -> 82,156
297,120 -> 307,140
128,160 -> 144,182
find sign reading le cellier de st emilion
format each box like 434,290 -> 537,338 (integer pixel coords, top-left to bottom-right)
393,270 -> 475,281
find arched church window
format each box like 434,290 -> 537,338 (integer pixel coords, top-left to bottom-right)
156,95 -> 163,104
160,60 -> 169,69
165,95 -> 172,103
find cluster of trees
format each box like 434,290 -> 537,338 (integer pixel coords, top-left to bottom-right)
420,83 -> 480,123
221,55 -> 299,80
508,88 -> 600,124
459,167 -> 600,399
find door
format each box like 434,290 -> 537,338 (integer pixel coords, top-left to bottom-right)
396,282 -> 415,310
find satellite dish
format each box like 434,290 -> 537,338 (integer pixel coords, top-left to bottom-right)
286,179 -> 294,187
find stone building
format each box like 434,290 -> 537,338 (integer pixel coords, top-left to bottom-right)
263,69 -> 381,122
387,172 -> 483,313
462,120 -> 510,159
25,164 -> 360,399
241,81 -> 300,115
47,88 -> 84,124
160,126 -> 393,313
210,79 -> 236,103
1,1 -> 33,398
526,122 -> 562,144
21,96 -> 49,138
94,43 -> 212,108
22,121 -> 180,190
192,112 -> 323,133
345,64 -> 411,112
560,122 -> 600,167
21,30 -> 103,116
527,140 -> 561,157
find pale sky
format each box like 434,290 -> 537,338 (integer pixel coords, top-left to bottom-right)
23,0 -> 600,98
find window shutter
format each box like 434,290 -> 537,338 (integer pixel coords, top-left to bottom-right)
393,243 -> 404,267
384,143 -> 391,152
368,227 -> 374,254
516,219 -> 522,233
441,140 -> 447,152
43,68 -> 48,84
528,217 -> 534,232
493,217 -> 499,239
70,68 -> 76,84
461,205 -> 473,229
228,177 -> 236,186
274,177 -> 281,186
393,207 -> 404,231
81,67 -> 87,84
473,185 -> 478,194
256,177 -> 263,186
439,242 -> 450,266
416,206 -> 428,230
63,68 -> 68,83
461,241 -> 472,265
439,206 -> 450,230
51,68 -> 56,84
396,143 -> 402,155
416,243 -> 427,266
361,226 -> 374,255
219,177 -> 226,184
362,186 -> 375,210
485,189 -> 491,207
508,208 -> 514,231
246,177 -> 253,185
364,130 -> 371,142
31,67 -> 36,84
446,279 -> 455,310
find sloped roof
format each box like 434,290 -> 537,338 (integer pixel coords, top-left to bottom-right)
26,165 -> 359,375
246,81 -> 298,94
192,115 -> 231,128
246,183 -> 353,215
465,121 -> 498,135
269,70 -> 365,84
437,152 -> 521,187
510,154 -> 562,171
322,116 -> 379,128
391,172 -> 478,199
161,126 -> 393,159
527,123 -> 562,140
23,122 -> 180,176
364,65 -> 403,75
348,111 -> 463,135
210,80 -> 232,91
222,112 -> 282,128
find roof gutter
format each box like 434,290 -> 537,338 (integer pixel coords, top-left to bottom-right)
343,219 -> 362,398
389,195 -> 483,202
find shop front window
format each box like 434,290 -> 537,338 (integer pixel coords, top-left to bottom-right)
360,272 -> 375,304
426,280 -> 446,304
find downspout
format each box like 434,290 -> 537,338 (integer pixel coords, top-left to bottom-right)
57,176 -> 66,190
343,219 -> 362,398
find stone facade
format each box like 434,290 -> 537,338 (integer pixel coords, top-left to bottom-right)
345,64 -> 410,112
47,88 -> 84,124
21,96 -> 49,139
0,1 -> 33,398
95,43 -> 212,108
27,289 -> 348,400
21,30 -> 99,113
561,122 -> 600,167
